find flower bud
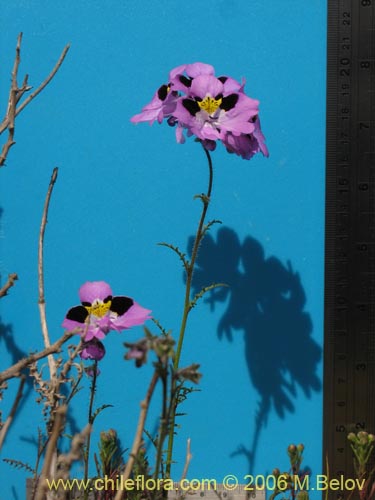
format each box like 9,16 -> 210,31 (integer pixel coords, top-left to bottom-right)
177,363 -> 202,384
347,432 -> 356,443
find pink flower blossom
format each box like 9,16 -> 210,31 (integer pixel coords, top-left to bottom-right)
62,281 -> 151,342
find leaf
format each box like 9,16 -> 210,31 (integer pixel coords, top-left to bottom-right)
143,428 -> 158,448
3,458 -> 35,474
91,404 -> 113,424
151,318 -> 170,337
189,283 -> 228,311
201,219 -> 222,239
193,193 -> 209,205
158,242 -> 189,271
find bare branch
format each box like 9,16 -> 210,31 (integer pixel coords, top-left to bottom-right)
0,376 -> 26,450
0,273 -> 18,299
0,330 -> 75,385
35,405 -> 66,500
0,34 -> 70,167
15,44 -> 70,118
180,438 -> 193,482
38,168 -> 59,380
0,33 -> 22,166
114,372 -> 159,500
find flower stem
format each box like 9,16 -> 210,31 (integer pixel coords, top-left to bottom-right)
165,145 -> 214,477
83,361 -> 98,499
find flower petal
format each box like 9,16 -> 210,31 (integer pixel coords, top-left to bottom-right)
62,305 -> 88,332
190,75 -> 223,99
79,281 -> 113,304
110,302 -> 152,331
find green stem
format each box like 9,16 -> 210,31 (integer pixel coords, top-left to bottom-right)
153,368 -> 168,480
84,361 -> 98,499
165,145 -> 214,478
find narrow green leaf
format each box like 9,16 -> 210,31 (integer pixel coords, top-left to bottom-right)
189,283 -> 228,311
3,458 -> 35,474
91,404 -> 113,424
158,242 -> 189,271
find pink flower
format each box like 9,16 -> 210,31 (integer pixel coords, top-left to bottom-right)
131,62 -> 268,160
62,281 -> 151,342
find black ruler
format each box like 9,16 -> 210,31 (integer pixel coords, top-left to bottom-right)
324,0 -> 375,498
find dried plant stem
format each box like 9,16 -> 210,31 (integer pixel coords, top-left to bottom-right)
0,33 -> 22,165
38,168 -> 59,381
0,33 -> 70,166
0,273 -> 18,298
166,146 -> 213,477
0,330 -> 75,385
14,45 -> 70,119
180,438 -> 192,482
35,405 -> 67,500
0,375 -> 26,450
114,371 -> 159,500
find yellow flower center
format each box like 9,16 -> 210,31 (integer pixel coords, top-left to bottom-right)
197,95 -> 222,114
85,299 -> 111,318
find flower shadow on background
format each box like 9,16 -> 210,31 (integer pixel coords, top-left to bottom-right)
188,226 -> 322,473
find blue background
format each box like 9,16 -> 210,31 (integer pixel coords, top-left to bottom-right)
0,1 -> 326,498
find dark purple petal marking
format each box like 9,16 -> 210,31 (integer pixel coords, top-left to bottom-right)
66,305 -> 89,323
218,76 -> 228,83
182,98 -> 200,116
110,296 -> 134,316
157,84 -> 170,101
104,295 -> 112,303
220,93 -> 239,111
179,75 -> 192,87
167,116 -> 178,127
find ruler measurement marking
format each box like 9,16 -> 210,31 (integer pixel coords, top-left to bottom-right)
324,1 -> 375,498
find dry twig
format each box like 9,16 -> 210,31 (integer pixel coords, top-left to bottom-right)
0,33 -> 70,167
0,375 -> 26,450
35,405 -> 66,500
34,405 -> 91,500
114,372 -> 159,500
0,330 -> 75,385
38,168 -> 59,380
180,438 -> 193,482
0,273 -> 18,299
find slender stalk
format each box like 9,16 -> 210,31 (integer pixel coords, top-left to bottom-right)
35,405 -> 67,500
166,146 -> 213,477
83,361 -> 98,498
114,371 -> 159,500
38,167 -> 59,381
174,147 -> 213,370
0,376 -> 25,450
153,367 -> 168,480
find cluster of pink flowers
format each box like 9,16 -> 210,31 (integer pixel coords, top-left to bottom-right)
131,62 -> 268,160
